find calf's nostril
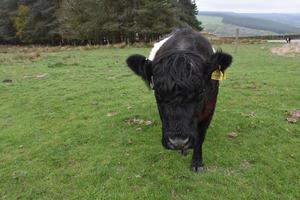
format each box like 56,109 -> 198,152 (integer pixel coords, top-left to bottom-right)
168,137 -> 190,148
169,138 -> 189,145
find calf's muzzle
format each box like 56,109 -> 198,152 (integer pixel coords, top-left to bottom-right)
164,133 -> 195,150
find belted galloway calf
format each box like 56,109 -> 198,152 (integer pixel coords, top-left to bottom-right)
126,28 -> 233,172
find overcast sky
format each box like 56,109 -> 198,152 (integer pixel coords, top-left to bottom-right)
196,0 -> 300,13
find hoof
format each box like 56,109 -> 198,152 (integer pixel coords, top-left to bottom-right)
191,163 -> 204,173
180,149 -> 188,156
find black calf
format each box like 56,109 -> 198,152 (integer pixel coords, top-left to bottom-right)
126,28 -> 233,172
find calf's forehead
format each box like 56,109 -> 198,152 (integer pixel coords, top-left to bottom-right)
148,35 -> 173,61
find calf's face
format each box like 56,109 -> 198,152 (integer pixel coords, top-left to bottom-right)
155,93 -> 204,150
126,52 -> 232,150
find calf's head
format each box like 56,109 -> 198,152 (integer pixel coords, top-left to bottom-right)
126,51 -> 232,150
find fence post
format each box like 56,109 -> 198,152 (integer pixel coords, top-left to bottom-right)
235,28 -> 240,53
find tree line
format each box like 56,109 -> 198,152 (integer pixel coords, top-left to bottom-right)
0,0 -> 202,45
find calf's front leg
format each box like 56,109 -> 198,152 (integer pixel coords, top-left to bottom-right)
191,99 -> 216,172
191,124 -> 207,172
191,114 -> 215,172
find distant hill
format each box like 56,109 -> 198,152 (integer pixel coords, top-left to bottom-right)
198,12 -> 300,37
197,15 -> 278,37
241,13 -> 300,28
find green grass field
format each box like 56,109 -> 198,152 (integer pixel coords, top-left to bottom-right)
0,44 -> 299,199
198,15 -> 224,26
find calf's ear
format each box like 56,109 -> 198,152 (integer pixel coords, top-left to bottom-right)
126,54 -> 153,86
206,51 -> 233,76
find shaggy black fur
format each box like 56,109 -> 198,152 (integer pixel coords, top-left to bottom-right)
126,28 -> 233,172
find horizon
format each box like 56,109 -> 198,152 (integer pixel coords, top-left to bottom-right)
196,0 -> 300,14
197,11 -> 300,15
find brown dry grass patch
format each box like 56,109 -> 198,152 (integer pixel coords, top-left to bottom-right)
271,43 -> 300,56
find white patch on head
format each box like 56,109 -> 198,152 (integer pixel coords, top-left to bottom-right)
148,35 -> 173,61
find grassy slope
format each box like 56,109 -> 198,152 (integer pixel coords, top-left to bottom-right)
198,15 -> 277,37
198,15 -> 224,26
0,44 -> 299,199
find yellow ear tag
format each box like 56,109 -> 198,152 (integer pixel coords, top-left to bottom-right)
211,66 -> 226,81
